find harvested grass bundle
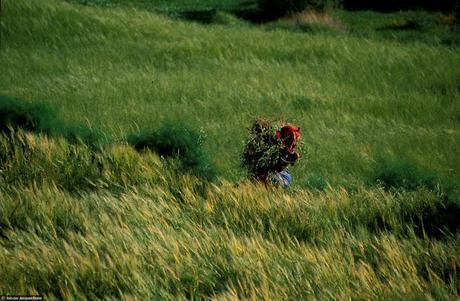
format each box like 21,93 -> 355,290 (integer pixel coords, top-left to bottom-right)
242,118 -> 300,184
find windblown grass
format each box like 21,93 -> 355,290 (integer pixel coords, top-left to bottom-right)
65,0 -> 248,13
1,0 -> 459,187
0,95 -> 106,148
0,131 -> 458,299
128,121 -> 216,180
0,0 -> 459,299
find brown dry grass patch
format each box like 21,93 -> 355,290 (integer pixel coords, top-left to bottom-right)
286,10 -> 347,32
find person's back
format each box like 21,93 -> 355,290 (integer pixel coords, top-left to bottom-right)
271,124 -> 300,188
242,119 -> 301,188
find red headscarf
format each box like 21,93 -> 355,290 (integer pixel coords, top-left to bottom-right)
276,124 -> 300,153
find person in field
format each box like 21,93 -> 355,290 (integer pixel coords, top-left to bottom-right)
242,119 -> 301,188
270,124 -> 300,188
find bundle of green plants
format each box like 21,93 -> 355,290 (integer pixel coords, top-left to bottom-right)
127,121 -> 216,181
242,118 -> 292,181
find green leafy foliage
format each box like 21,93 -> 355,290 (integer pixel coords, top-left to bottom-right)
241,118 -> 284,180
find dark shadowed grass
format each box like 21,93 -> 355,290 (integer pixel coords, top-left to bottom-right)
0,95 -> 107,149
127,121 -> 216,181
335,9 -> 460,46
0,95 -> 59,134
372,157 -> 456,195
372,157 -> 459,238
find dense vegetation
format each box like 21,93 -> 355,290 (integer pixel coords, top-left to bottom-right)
0,0 -> 459,299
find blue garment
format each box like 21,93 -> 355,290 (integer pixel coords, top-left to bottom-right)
272,170 -> 292,188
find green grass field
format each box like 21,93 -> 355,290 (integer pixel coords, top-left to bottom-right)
0,0 -> 459,299
67,0 -> 250,12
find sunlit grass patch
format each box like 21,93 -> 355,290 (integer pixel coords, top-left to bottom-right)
266,10 -> 347,33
